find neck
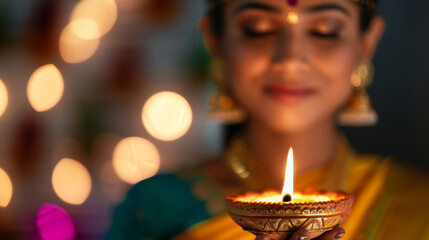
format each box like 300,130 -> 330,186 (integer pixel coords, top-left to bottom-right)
245,118 -> 338,185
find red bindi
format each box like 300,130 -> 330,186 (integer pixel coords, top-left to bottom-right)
287,0 -> 298,6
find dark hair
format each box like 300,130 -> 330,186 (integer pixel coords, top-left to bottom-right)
207,0 -> 378,36
359,0 -> 378,31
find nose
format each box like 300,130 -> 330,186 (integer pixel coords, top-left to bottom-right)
271,27 -> 309,74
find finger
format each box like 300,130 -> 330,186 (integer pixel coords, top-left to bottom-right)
315,227 -> 346,240
288,228 -> 310,240
256,233 -> 288,240
256,234 -> 272,240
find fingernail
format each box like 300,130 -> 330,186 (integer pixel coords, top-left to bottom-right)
335,233 -> 345,239
298,236 -> 308,240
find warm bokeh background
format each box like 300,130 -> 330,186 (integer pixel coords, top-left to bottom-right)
0,0 -> 427,239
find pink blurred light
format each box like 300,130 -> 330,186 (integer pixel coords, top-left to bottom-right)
36,203 -> 75,240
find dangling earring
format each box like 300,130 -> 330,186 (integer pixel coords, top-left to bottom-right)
207,59 -> 246,124
338,62 -> 378,127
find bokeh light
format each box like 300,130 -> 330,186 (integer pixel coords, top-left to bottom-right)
142,91 -> 192,141
69,18 -> 100,40
59,23 -> 100,64
37,203 -> 75,240
112,137 -> 160,185
0,79 -> 8,117
0,168 -> 12,207
27,64 -> 64,112
70,0 -> 117,38
52,158 -> 92,205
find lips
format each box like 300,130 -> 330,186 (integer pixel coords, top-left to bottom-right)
264,84 -> 316,103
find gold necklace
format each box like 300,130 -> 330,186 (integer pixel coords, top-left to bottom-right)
223,138 -> 276,192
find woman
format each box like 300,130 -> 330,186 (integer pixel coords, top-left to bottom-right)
107,0 -> 429,239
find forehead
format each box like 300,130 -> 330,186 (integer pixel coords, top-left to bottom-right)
225,0 -> 360,17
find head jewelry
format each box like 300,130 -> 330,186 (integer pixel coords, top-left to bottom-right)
208,0 -> 376,12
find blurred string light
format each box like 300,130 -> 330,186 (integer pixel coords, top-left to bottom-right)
37,203 -> 75,240
112,137 -> 160,185
69,18 -> 100,40
142,91 -> 192,141
52,158 -> 92,205
27,64 -> 64,112
0,79 -> 8,117
59,22 -> 100,63
0,168 -> 12,208
70,0 -> 117,39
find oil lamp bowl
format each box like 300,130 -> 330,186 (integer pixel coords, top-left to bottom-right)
225,190 -> 354,239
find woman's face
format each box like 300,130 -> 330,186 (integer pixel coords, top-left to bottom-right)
219,0 -> 365,133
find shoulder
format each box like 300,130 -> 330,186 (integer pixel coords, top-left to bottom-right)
107,171 -> 213,239
350,154 -> 428,181
128,171 -> 214,210
128,173 -> 193,199
356,159 -> 429,238
346,154 -> 393,193
350,153 -> 391,169
127,171 -> 213,220
349,154 -> 393,178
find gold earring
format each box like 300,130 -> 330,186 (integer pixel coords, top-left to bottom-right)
207,59 -> 246,124
338,62 -> 378,127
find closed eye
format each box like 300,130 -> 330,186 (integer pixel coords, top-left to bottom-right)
244,28 -> 276,38
309,31 -> 339,39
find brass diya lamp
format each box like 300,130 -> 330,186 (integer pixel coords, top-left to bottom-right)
226,148 -> 354,239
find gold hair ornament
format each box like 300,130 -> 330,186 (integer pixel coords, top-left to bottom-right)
208,0 -> 376,11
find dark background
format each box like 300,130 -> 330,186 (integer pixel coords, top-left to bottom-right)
344,0 -> 429,171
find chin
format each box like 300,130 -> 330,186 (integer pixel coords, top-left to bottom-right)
253,97 -> 341,134
260,112 -> 319,135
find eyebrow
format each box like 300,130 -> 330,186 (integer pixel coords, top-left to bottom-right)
233,2 -> 282,15
302,4 -> 351,17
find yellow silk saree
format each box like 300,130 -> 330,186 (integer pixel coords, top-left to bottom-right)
178,148 -> 429,239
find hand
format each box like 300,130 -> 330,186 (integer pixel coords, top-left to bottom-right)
255,227 -> 346,240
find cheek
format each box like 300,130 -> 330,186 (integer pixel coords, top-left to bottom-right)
313,45 -> 357,109
224,42 -> 273,105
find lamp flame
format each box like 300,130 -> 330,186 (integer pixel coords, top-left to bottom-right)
281,148 -> 294,202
